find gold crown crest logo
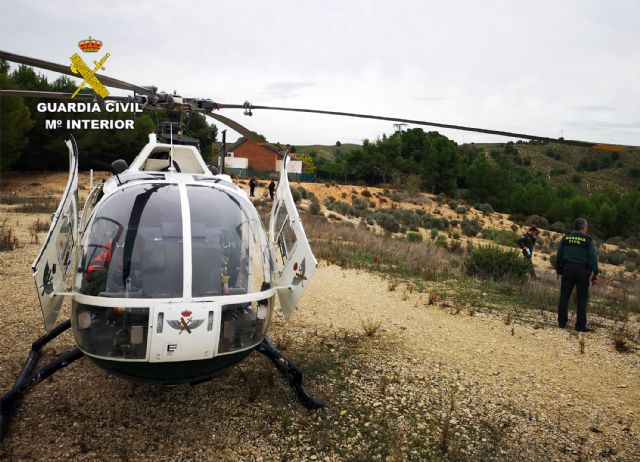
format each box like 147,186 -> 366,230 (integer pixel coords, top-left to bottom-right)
78,36 -> 102,53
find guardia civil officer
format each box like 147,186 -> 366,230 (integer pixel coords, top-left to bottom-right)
517,226 -> 540,278
555,218 -> 601,332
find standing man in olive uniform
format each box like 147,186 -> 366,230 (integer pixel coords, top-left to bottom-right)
517,226 -> 540,278
555,218 -> 601,332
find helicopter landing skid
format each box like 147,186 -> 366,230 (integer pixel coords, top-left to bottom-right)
0,319 -> 84,441
256,336 -> 325,409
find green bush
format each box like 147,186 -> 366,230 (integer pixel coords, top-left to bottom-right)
474,203 -> 494,215
461,219 -> 482,237
571,174 -> 581,184
466,245 -> 529,281
297,186 -> 308,199
448,200 -> 458,209
378,214 -> 400,233
430,229 -> 439,240
455,205 -> 468,214
290,187 -> 302,203
309,198 -> 321,215
629,168 -> 640,178
550,221 -> 566,233
407,231 -> 423,242
525,215 -> 549,229
482,228 -> 518,247
361,189 -> 372,198
603,250 -> 626,266
352,197 -> 369,211
390,192 -> 403,202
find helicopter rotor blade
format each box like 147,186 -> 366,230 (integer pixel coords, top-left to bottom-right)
0,50 -> 153,96
0,89 -> 131,101
218,103 -> 629,151
204,112 -> 264,144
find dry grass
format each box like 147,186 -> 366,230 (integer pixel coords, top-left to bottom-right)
0,219 -> 19,251
613,334 -> 632,352
578,334 -> 586,354
304,214 -> 459,282
0,194 -> 58,214
360,315 -> 383,337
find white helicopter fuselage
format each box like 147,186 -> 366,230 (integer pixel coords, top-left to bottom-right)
31,134 -> 316,383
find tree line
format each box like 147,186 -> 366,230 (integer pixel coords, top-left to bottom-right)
0,61 -> 217,171
315,129 -> 640,242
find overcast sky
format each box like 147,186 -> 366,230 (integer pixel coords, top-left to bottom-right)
1,0 -> 639,146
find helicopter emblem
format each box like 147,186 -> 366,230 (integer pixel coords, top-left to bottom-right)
40,261 -> 55,295
292,259 -> 307,286
167,310 -> 204,334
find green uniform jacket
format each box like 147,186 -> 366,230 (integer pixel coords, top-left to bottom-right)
556,231 -> 600,275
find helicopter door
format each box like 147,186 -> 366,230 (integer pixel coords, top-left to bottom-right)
32,138 -> 79,332
269,155 -> 318,319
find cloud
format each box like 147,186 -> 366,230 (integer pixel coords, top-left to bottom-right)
413,96 -> 449,101
260,81 -> 316,99
566,104 -> 614,112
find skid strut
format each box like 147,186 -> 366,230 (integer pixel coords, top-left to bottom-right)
256,336 -> 325,409
0,320 -> 84,441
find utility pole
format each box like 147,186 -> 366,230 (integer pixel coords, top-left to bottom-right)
393,123 -> 407,133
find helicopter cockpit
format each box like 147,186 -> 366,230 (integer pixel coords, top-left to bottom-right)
72,181 -> 276,362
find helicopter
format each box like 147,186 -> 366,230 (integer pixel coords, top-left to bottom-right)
0,49 -> 630,440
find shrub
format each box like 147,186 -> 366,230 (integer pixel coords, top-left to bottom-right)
451,229 -> 462,240
297,186 -> 308,199
474,203 -> 494,215
455,205 -> 468,214
461,219 -> 481,237
525,215 -> 549,229
325,196 -> 336,204
571,174 -> 581,184
407,231 -> 423,243
448,200 -> 458,209
352,197 -> 369,211
0,219 -> 19,251
361,189 -> 372,198
309,200 -> 321,215
435,235 -> 448,248
510,224 -> 519,232
602,250 -> 626,266
466,245 -> 529,281
550,221 -> 566,233
290,187 -> 302,203
341,192 -> 347,199
390,192 -> 403,202
430,229 -> 439,240
378,214 -> 400,233
630,168 -> 640,178
482,228 -> 518,247
550,167 -> 568,176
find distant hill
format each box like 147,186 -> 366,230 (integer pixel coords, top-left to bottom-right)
472,142 -> 640,194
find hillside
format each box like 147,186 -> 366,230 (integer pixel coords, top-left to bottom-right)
474,142 -> 640,195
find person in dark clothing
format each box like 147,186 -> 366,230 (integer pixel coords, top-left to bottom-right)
517,226 -> 540,278
555,218 -> 601,332
249,176 -> 256,197
268,179 -> 276,200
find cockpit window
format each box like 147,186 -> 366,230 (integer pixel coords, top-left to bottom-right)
79,184 -> 183,298
187,186 -> 267,297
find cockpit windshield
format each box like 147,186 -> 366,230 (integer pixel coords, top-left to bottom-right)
79,183 -> 183,298
187,185 -> 268,297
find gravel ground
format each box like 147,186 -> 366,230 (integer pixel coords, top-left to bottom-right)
1,178 -> 639,461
